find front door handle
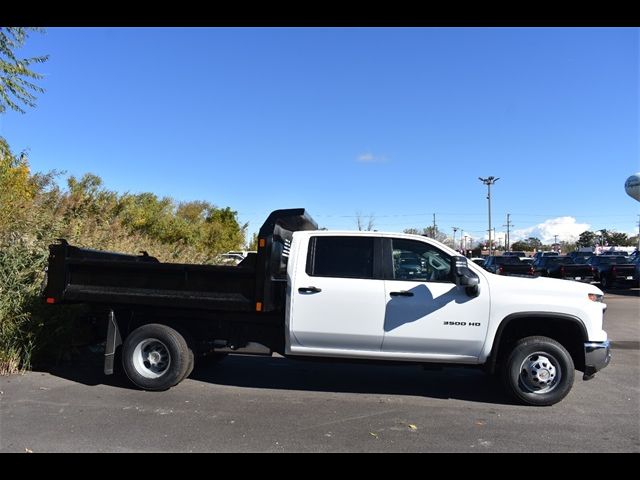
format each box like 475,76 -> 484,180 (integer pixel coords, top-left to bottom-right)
390,291 -> 414,297
298,286 -> 322,294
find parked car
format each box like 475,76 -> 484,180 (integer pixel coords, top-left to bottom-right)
532,251 -> 560,261
532,256 -> 594,283
569,251 -> 594,264
484,256 -> 535,276
470,257 -> 486,268
632,255 -> 640,287
503,251 -> 526,257
601,251 -> 629,257
586,255 -> 635,289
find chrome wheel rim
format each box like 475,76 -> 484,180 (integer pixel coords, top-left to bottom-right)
518,352 -> 561,394
132,338 -> 171,379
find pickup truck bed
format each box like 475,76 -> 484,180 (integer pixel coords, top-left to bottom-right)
555,263 -> 594,282
484,256 -> 534,276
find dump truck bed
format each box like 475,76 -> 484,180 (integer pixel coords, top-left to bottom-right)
42,208 -> 318,313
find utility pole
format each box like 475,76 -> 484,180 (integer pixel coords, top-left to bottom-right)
479,176 -> 500,256
504,213 -> 514,252
452,227 -> 459,250
637,215 -> 640,252
432,213 -> 437,238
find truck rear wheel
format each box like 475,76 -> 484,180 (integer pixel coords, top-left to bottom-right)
502,336 -> 575,406
180,348 -> 195,382
122,324 -> 191,391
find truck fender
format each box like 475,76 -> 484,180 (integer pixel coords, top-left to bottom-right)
486,312 -> 588,374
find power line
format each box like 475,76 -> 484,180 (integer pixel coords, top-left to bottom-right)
236,209 -> 635,220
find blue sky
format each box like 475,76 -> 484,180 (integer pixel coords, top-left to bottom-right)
2,27 -> 638,246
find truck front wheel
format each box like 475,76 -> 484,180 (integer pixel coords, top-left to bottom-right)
122,324 -> 191,391
502,336 -> 575,406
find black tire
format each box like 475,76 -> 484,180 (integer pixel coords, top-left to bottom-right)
121,324 -> 191,391
181,348 -> 195,381
600,275 -> 610,290
502,336 -> 575,406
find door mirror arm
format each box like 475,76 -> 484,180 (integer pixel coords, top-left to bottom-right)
451,256 -> 480,297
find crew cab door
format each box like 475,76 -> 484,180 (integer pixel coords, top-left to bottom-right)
287,234 -> 386,353
381,237 -> 490,359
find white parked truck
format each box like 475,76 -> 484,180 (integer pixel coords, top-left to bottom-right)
42,209 -> 610,406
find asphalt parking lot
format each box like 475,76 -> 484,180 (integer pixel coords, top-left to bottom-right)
1,289 -> 638,452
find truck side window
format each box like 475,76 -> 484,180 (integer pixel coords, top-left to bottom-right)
307,236 -> 374,279
391,238 -> 452,282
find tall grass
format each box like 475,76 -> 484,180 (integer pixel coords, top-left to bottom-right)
0,139 -> 246,373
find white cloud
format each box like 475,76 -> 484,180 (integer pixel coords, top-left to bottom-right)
356,152 -> 387,163
511,217 -> 591,244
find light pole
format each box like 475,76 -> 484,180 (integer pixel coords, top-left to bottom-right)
479,176 -> 500,256
452,227 -> 459,251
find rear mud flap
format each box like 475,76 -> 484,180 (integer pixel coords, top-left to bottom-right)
104,310 -> 122,375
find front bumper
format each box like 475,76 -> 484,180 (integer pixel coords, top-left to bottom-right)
583,340 -> 611,380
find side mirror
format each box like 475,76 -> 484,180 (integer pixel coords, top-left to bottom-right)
451,256 -> 480,297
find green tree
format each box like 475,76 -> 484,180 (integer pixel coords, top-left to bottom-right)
510,240 -> 530,252
608,232 -> 631,246
246,232 -> 258,251
526,237 -> 543,251
577,231 -> 596,247
559,241 -> 577,254
510,237 -> 543,252
0,27 -> 48,114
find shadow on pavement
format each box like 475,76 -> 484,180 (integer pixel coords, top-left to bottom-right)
604,288 -> 640,298
190,355 -> 516,405
34,347 -> 133,390
36,348 -> 516,405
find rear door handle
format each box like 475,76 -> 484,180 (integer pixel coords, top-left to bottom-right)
298,286 -> 322,294
390,291 -> 414,297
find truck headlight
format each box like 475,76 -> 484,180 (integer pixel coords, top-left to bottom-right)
588,293 -> 604,303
